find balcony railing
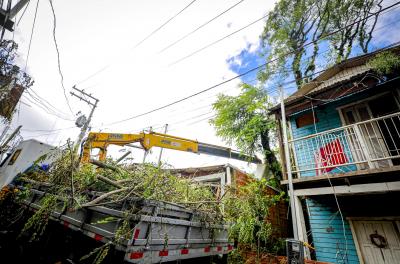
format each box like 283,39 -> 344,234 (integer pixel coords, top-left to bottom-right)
289,112 -> 400,178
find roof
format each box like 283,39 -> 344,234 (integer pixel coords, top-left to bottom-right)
168,163 -> 245,177
270,44 -> 400,113
20,138 -> 55,149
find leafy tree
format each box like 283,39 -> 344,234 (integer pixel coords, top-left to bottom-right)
225,178 -> 286,254
210,84 -> 281,179
367,51 -> 400,75
211,0 -> 385,180
259,0 -> 383,89
0,40 -> 34,121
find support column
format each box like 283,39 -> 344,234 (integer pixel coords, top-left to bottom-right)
295,196 -> 311,259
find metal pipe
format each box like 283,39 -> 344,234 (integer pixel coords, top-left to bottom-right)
280,86 -> 299,240
158,124 -> 168,167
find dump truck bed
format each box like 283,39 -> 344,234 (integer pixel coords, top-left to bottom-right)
22,182 -> 233,263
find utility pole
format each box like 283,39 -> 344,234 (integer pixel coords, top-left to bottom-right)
0,0 -> 30,39
280,85 -> 299,240
70,86 -> 99,152
157,123 -> 168,167
0,125 -> 21,160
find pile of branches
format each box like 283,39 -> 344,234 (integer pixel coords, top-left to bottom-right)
19,143 -> 223,220
3,143 -> 286,263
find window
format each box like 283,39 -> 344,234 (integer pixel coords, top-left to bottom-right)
8,149 -> 22,165
295,112 -> 318,128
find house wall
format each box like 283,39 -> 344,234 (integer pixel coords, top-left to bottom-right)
306,196 -> 360,264
288,91 -> 380,178
305,192 -> 400,263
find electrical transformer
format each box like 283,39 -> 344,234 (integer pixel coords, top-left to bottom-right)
286,239 -> 304,264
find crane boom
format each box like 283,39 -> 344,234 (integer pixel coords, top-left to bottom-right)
81,132 -> 261,164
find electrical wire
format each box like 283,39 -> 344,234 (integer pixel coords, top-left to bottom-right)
16,0 -> 30,26
21,126 -> 76,132
48,0 -> 74,115
169,3 -> 400,67
104,1 -> 400,126
168,114 -> 216,132
27,87 -> 72,117
75,0 -> 198,86
135,11 -> 400,123
107,38 -> 400,133
133,0 -> 198,49
169,14 -> 268,66
25,90 -> 72,119
24,0 -> 39,71
310,101 -> 349,263
22,93 -> 74,121
158,0 -> 245,54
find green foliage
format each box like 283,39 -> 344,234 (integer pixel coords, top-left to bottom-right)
211,84 -> 272,156
224,178 -> 285,253
10,145 -> 287,263
227,249 -> 245,264
20,193 -> 65,241
260,0 -> 383,89
368,51 -> 400,76
0,186 -> 28,228
80,242 -> 112,264
211,84 -> 281,179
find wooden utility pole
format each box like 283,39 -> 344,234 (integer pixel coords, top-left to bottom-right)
70,86 -> 99,152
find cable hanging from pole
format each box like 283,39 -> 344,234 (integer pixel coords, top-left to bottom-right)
49,0 -> 74,115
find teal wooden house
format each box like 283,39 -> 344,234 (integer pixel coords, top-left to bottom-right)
271,44 -> 400,264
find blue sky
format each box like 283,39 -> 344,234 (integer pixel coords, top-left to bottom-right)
226,4 -> 400,98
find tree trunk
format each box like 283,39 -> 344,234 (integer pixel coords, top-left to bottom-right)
260,130 -> 282,180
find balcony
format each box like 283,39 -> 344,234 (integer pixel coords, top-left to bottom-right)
289,112 -> 400,179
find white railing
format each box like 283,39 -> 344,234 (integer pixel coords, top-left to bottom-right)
289,112 -> 400,178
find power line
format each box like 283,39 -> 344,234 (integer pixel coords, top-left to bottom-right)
23,92 -> 75,121
24,0 -> 39,71
133,0 -> 198,49
26,90 -> 70,118
102,1 -> 400,126
16,0 -> 30,26
99,29 -> 399,132
169,14 -> 267,66
169,2 -> 400,67
75,0 -> 198,86
48,0 -> 74,115
159,0 -> 245,54
21,126 -> 75,132
168,114 -> 216,132
75,8 -> 400,123
27,88 -> 73,117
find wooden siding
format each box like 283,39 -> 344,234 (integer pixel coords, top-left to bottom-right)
306,196 -> 360,264
288,90 -> 381,178
290,102 -> 357,177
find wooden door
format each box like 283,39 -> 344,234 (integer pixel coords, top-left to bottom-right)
352,220 -> 400,264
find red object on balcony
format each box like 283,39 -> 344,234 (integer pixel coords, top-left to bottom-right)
315,139 -> 348,175
130,252 -> 144,259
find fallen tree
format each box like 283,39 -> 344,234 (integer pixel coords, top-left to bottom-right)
0,144 -> 286,264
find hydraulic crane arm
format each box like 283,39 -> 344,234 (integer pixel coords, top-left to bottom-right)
81,132 -> 261,164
